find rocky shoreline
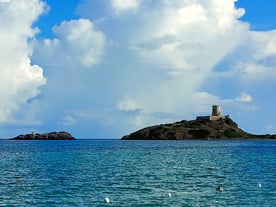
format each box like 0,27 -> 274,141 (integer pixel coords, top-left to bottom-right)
121,117 -> 276,140
10,131 -> 75,140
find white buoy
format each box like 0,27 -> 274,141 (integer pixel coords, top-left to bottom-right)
105,197 -> 110,203
168,192 -> 172,197
258,183 -> 262,188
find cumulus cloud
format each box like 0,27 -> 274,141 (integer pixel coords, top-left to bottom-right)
34,19 -> 106,68
29,18 -> 107,135
110,0 -> 140,14
110,0 -> 276,132
5,0 -> 273,137
235,92 -> 253,102
234,30 -> 276,81
118,97 -> 140,112
70,0 -> 276,136
0,0 -> 46,123
133,0 -> 248,72
114,0 -> 248,119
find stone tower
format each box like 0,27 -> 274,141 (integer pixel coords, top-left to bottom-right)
212,105 -> 222,116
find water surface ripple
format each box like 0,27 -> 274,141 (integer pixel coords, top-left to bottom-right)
0,140 -> 275,206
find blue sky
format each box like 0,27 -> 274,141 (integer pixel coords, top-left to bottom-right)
0,0 -> 276,138
236,0 -> 276,31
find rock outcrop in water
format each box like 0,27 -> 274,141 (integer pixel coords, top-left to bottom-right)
10,131 -> 76,140
121,117 -> 276,140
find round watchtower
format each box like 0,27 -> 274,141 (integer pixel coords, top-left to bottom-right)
212,105 -> 222,116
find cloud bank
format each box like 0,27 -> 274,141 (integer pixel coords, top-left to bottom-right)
31,17 -> 106,135
1,0 -> 276,137
77,0 -> 276,136
0,0 -> 46,123
106,0 -> 251,126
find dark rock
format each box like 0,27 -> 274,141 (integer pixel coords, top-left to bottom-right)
121,117 -> 276,140
10,131 -> 76,140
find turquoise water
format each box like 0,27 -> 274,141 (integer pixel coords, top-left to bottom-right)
0,140 -> 275,206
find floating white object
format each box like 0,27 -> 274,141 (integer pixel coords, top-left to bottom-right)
258,183 -> 262,188
168,192 -> 172,197
105,197 -> 110,203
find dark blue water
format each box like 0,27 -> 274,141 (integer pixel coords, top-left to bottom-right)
0,140 -> 275,206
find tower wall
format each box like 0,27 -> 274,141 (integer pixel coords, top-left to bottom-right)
212,105 -> 222,116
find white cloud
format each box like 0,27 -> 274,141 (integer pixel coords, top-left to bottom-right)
70,0 -> 276,135
30,18 -> 107,130
8,0 -> 273,137
113,0 -> 249,124
34,19 -> 106,68
227,30 -> 276,82
133,0 -> 248,72
110,0 -> 139,14
265,124 -> 272,130
235,92 -> 253,102
108,0 -> 276,133
0,0 -> 46,123
5,99 -> 43,126
118,97 -> 140,111
59,115 -> 76,126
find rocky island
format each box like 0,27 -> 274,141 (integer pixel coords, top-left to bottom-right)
10,131 -> 76,140
122,105 -> 276,140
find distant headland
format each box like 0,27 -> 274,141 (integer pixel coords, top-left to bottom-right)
122,105 -> 276,140
10,131 -> 76,140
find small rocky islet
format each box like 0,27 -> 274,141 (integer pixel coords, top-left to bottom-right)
10,131 -> 75,140
122,105 -> 276,140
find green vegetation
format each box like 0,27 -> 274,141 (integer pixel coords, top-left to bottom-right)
122,116 -> 276,140
188,129 -> 211,139
223,129 -> 244,138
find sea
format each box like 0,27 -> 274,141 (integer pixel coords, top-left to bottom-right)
0,139 -> 275,207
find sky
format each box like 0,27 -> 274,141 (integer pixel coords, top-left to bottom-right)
0,0 -> 276,139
